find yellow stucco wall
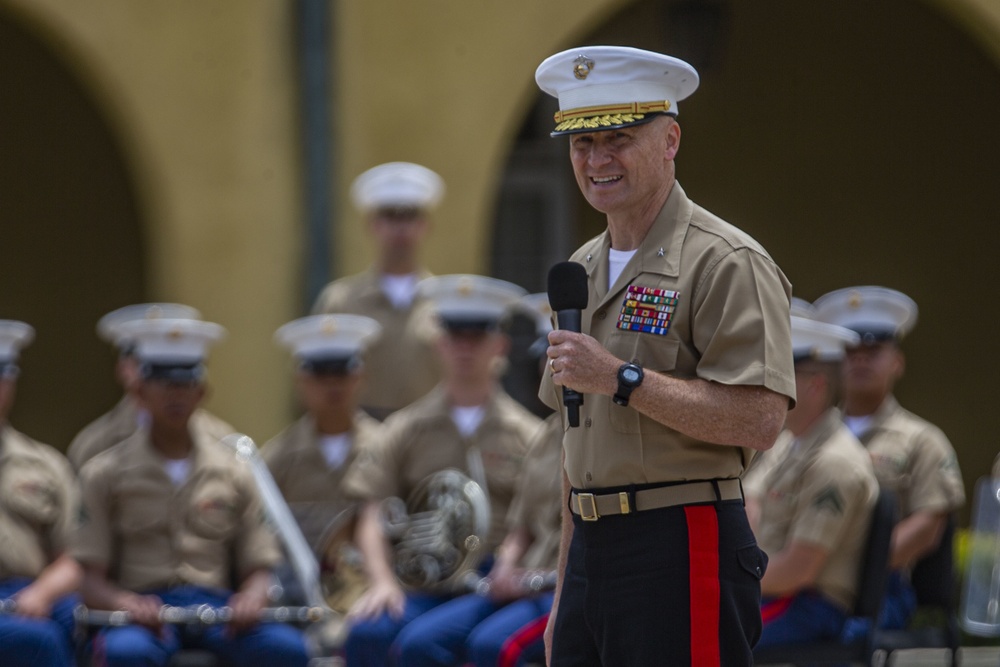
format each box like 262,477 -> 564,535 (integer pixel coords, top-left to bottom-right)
2,0 -> 1000,451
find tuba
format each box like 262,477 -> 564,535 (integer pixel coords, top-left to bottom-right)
382,468 -> 491,591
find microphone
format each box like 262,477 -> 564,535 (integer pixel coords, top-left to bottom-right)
547,261 -> 589,427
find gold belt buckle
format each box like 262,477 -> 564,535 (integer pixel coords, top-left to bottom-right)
577,493 -> 599,521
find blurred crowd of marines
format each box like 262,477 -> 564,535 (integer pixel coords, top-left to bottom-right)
0,156 -> 981,667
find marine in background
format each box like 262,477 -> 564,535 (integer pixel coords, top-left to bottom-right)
312,162 -> 444,420
814,286 -> 965,630
72,317 -> 309,667
0,320 -> 81,667
67,303 -> 235,472
340,274 -> 540,667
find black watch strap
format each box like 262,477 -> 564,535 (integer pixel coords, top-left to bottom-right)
613,362 -> 644,407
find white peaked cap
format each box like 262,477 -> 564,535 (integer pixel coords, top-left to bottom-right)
350,162 -> 445,213
813,286 -> 918,343
97,303 -> 202,346
791,316 -> 861,362
418,275 -> 527,327
113,318 -> 225,364
275,314 -> 382,361
535,45 -> 699,135
790,297 -> 817,320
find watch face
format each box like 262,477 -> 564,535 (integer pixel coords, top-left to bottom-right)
622,367 -> 641,383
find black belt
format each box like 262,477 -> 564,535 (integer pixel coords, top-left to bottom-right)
570,478 -> 743,521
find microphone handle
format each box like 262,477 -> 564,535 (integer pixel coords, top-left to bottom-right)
556,309 -> 584,427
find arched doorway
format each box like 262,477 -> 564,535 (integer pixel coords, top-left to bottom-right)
492,0 -> 1000,513
0,11 -> 145,449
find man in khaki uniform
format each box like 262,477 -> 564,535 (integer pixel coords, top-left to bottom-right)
67,303 -> 235,472
393,293 -> 562,666
341,274 -> 540,667
312,162 -> 444,420
814,286 -> 965,629
534,46 -> 796,666
264,313 -> 384,546
749,317 -> 879,647
0,321 -> 81,667
73,318 -> 309,667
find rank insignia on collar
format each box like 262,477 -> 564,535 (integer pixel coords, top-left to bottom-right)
616,284 -> 679,336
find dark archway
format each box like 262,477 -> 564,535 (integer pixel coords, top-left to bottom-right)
492,0 -> 1000,517
0,11 -> 146,449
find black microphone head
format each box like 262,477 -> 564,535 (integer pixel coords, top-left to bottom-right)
547,261 -> 589,311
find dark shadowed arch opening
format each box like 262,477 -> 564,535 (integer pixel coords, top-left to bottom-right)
0,11 -> 146,449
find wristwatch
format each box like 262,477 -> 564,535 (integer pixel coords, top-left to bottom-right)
613,362 -> 644,407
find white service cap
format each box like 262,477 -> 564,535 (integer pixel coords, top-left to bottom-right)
791,316 -> 861,362
114,318 -> 225,382
275,314 -> 382,374
535,45 -> 699,135
790,297 -> 817,320
418,275 -> 527,331
97,303 -> 202,349
350,162 -> 445,213
813,286 -> 918,344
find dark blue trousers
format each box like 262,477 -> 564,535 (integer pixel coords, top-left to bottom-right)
0,578 -> 77,667
550,500 -> 765,667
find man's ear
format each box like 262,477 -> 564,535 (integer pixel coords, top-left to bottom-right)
664,118 -> 681,161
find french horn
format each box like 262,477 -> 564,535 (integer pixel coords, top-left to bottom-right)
382,468 -> 491,591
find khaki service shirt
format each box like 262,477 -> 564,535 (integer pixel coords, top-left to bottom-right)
342,385 -> 539,551
539,183 -> 796,489
505,413 -> 563,570
855,396 -> 964,518
73,430 -> 282,592
755,409 -> 879,611
0,426 -> 78,579
262,410 -> 382,548
312,269 -> 442,418
67,395 -> 236,472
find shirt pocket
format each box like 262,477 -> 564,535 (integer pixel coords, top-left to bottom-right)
0,461 -> 61,527
605,332 -> 680,434
186,477 -> 241,541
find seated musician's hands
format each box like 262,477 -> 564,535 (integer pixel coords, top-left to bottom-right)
118,593 -> 164,630
347,579 -> 405,621
13,583 -> 54,619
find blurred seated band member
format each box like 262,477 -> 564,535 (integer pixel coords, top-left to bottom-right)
340,275 -> 541,667
72,318 -> 310,667
749,317 -> 879,648
0,321 -> 81,667
67,303 -> 235,472
394,293 -> 562,666
814,287 -> 965,629
312,162 -> 444,420
395,412 -> 562,667
263,314 -> 384,617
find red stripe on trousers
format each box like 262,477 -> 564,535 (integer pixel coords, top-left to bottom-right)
686,505 -> 720,667
761,596 -> 794,624
498,614 -> 549,667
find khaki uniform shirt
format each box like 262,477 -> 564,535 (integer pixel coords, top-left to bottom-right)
855,396 -> 964,518
262,411 -> 382,548
73,430 -> 282,592
755,409 -> 879,611
0,426 -> 78,579
342,385 -> 539,551
505,413 -> 563,570
312,269 -> 442,418
67,395 -> 236,472
539,183 -> 796,489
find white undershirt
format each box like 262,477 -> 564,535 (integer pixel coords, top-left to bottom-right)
380,273 -> 420,309
608,248 -> 637,290
163,458 -> 192,486
320,433 -> 352,469
450,405 -> 486,438
844,415 -> 875,439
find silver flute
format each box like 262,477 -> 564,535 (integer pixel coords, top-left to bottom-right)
74,603 -> 330,627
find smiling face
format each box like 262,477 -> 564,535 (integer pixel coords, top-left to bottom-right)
568,116 -> 681,222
